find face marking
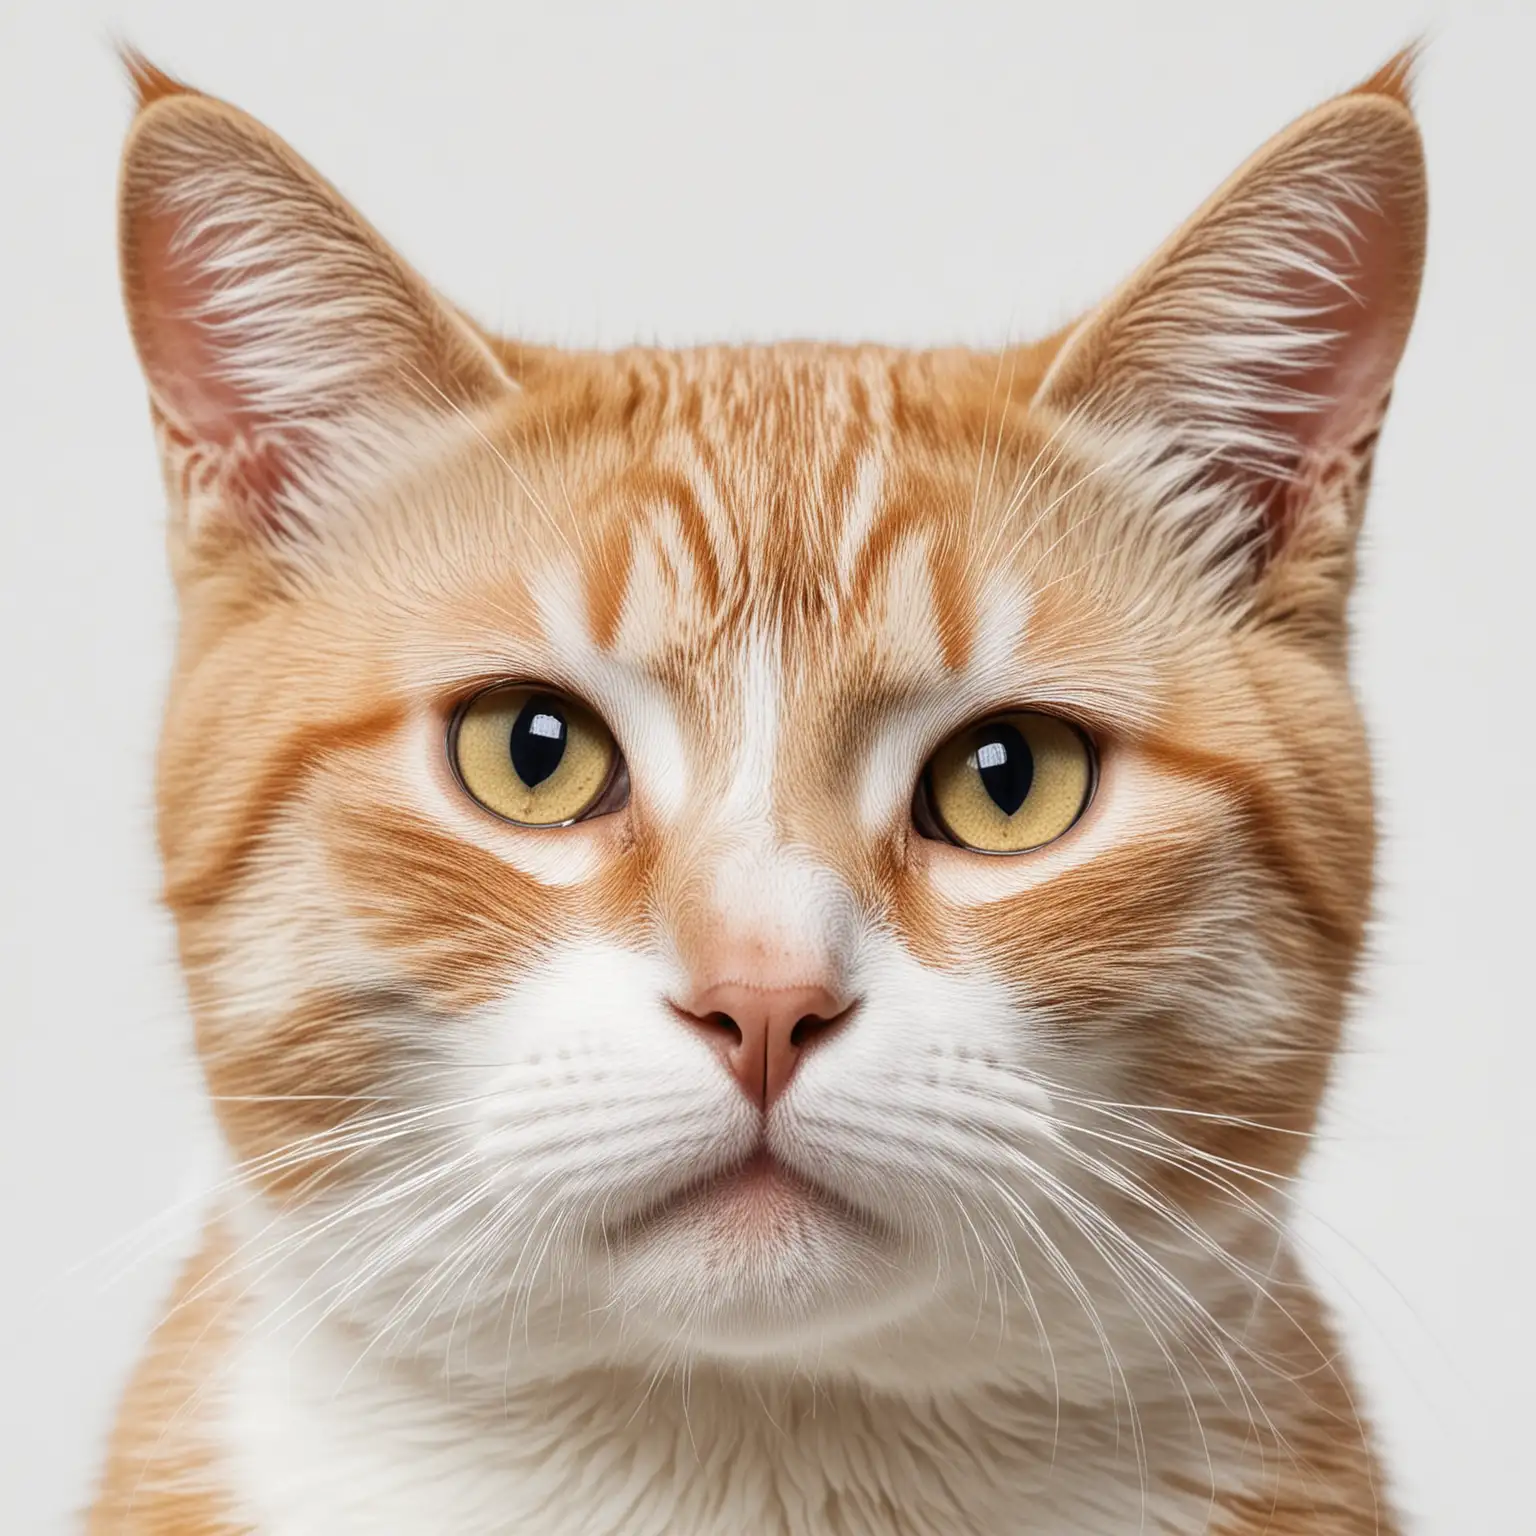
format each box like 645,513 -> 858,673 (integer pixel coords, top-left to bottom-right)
854,572 -> 1052,836
836,450 -> 886,594
503,548 -> 693,826
719,625 -> 782,824
967,571 -> 1032,691
611,675 -> 691,824
611,531 -> 671,658
870,530 -> 948,682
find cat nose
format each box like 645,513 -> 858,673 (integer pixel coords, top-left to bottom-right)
672,981 -> 853,1112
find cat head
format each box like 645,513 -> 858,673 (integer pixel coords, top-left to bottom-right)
119,53 -> 1424,1384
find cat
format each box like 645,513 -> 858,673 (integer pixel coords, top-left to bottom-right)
90,45 -> 1425,1536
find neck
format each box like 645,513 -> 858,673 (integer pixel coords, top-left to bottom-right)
210,1215 -> 1310,1536
225,1304 -> 1236,1536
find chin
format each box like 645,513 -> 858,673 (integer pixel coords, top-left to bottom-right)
599,1154 -> 930,1360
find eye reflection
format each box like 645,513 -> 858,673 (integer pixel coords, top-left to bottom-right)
972,722 -> 1033,815
510,697 -> 569,788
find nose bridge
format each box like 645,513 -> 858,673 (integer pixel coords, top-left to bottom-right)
663,623 -> 859,988
682,835 -> 854,990
667,837 -> 859,1110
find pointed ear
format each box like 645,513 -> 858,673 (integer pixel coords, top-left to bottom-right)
117,57 -> 513,550
1033,55 -> 1427,619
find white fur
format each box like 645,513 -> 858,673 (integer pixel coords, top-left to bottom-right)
209,907 -> 1288,1533
219,1309 -> 1255,1536
835,451 -> 885,591
720,626 -> 782,822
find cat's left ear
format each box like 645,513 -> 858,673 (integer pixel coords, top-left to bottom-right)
117,54 -> 514,554
1033,53 -> 1426,625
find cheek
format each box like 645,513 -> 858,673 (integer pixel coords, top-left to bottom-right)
960,829 -> 1244,1018
175,811 -> 411,1195
892,749 -> 1262,1018
310,726 -> 623,1011
195,988 -> 402,1199
585,817 -> 661,951
175,814 -> 478,1198
325,804 -> 565,1009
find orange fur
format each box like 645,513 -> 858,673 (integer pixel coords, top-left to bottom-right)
88,1227 -> 252,1535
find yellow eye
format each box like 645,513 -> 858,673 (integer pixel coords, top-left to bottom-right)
451,686 -> 620,827
923,712 -> 1094,853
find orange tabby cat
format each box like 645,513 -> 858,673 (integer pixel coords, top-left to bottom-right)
91,47 -> 1424,1536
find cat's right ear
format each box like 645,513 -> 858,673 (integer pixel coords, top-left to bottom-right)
1029,53 -> 1426,627
117,54 -> 513,554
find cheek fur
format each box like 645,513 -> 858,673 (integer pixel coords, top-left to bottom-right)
194,988 -> 403,1198
325,802 -> 564,1011
455,941 -> 757,1208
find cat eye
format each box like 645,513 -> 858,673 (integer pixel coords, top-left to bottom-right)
450,685 -> 623,827
918,712 -> 1095,854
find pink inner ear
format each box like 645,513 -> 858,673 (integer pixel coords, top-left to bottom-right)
1233,181 -> 1415,565
135,206 -> 254,446
133,205 -> 297,520
1264,192 -> 1408,468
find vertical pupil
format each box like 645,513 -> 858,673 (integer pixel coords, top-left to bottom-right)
509,696 -> 568,788
973,723 -> 1033,815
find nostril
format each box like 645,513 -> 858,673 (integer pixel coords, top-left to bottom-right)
666,1000 -> 744,1048
789,1013 -> 824,1048
789,1003 -> 852,1050
707,1011 -> 743,1046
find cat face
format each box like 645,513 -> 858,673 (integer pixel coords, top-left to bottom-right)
122,56 -> 1423,1384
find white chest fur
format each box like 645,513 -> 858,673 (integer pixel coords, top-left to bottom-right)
222,1316 -> 1240,1536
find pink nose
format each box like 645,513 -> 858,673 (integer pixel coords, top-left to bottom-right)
673,981 -> 851,1111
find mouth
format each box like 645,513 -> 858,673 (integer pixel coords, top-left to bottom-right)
596,1143 -> 920,1349
608,1146 -> 878,1247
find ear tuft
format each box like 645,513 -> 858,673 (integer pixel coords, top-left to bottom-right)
1350,41 -> 1422,110
118,45 -> 195,113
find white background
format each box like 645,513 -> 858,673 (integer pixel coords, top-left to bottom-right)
1,1 -> 1530,1530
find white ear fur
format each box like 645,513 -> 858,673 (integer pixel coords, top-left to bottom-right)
1034,78 -> 1426,596
118,68 -> 512,543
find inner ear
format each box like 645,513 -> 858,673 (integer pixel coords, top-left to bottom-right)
1240,179 -> 1417,554
133,204 -> 306,525
1252,179 -> 1413,472
132,200 -> 300,450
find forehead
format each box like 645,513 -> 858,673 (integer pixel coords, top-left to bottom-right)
473,344 -> 1077,684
